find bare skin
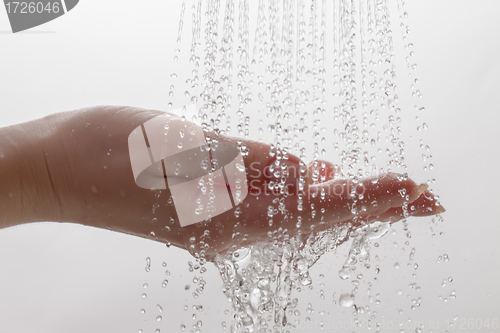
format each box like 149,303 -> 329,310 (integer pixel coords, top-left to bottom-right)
0,106 -> 445,260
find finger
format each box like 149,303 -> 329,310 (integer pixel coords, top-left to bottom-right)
407,189 -> 446,216
369,189 -> 446,223
214,134 -> 311,195
307,160 -> 339,184
298,173 -> 429,229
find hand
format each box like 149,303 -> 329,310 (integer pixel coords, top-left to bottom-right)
0,106 -> 445,260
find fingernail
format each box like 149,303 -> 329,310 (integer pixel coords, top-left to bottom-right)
408,183 -> 429,203
434,204 -> 446,214
416,184 -> 429,196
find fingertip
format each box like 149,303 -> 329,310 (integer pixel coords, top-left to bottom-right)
408,189 -> 446,216
409,203 -> 446,217
435,204 -> 446,214
387,175 -> 428,205
361,174 -> 429,213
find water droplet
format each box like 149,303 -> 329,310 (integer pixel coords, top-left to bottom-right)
339,293 -> 354,307
339,267 -> 351,280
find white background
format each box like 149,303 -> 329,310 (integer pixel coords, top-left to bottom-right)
0,1 -> 499,332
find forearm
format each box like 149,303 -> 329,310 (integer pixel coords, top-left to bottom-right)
0,116 -> 63,228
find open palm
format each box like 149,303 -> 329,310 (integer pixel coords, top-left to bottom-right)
42,106 -> 444,259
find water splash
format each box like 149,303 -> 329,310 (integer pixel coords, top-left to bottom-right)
161,0 -> 445,331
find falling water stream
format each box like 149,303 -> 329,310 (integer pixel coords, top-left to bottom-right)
148,0 -> 446,332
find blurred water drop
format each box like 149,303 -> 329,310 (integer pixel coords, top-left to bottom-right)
339,267 -> 351,280
339,293 -> 354,307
